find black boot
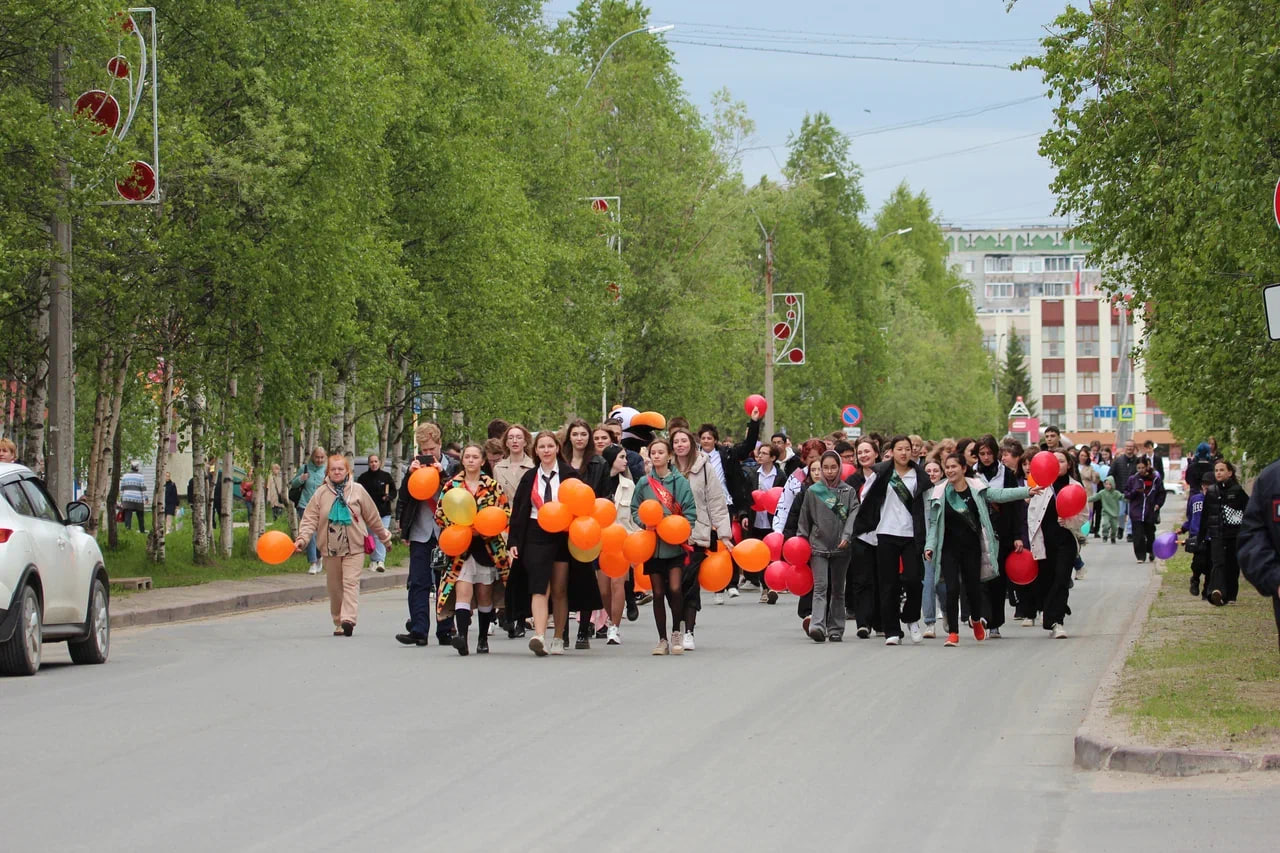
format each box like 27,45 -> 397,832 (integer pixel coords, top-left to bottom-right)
453,609 -> 472,656
476,610 -> 492,654
576,613 -> 591,650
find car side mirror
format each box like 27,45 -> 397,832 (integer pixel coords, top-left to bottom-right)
65,501 -> 91,526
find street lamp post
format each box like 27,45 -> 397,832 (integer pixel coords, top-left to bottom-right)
576,24 -> 674,107
877,226 -> 913,244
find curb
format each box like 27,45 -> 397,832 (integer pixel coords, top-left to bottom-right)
1074,558 -> 1280,776
111,567 -> 409,630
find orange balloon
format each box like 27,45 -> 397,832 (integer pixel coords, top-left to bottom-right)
633,566 -> 652,592
568,516 -> 602,550
699,551 -> 733,592
473,505 -> 508,537
657,514 -> 691,545
592,497 -> 617,527
439,524 -> 473,557
536,501 -> 572,533
256,530 -> 295,565
599,550 -> 630,578
600,522 -> 628,553
638,499 -> 664,528
1026,473 -> 1038,488
558,479 -> 596,518
408,466 -> 440,500
732,538 -> 770,572
622,529 -> 657,564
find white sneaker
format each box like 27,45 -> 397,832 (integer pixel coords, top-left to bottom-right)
606,625 -> 621,645
670,630 -> 684,654
682,630 -> 695,651
884,635 -> 901,646
549,637 -> 565,655
374,561 -> 386,573
307,562 -> 321,575
727,587 -> 740,598
909,622 -> 923,644
714,592 -> 725,605
1075,567 -> 1087,579
1052,623 -> 1068,639
922,624 -> 936,639
1021,618 -> 1034,627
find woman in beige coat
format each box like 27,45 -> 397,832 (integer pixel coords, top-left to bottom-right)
671,428 -> 733,652
296,454 -> 392,636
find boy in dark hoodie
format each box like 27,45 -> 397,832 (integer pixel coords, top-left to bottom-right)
1181,473 -> 1214,598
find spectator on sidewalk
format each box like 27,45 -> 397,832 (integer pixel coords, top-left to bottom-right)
291,446 -> 327,574
0,438 -> 16,463
1203,459 -> 1249,606
266,463 -> 286,521
120,462 -> 147,532
163,473 -> 179,533
1110,440 -> 1141,541
1237,457 -> 1280,652
357,453 -> 396,572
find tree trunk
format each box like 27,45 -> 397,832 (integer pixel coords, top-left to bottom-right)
280,416 -> 299,538
247,370 -> 266,548
190,391 -> 211,564
343,354 -> 358,456
219,374 -> 236,557
329,360 -> 347,454
85,349 -> 130,536
23,282 -> 50,475
377,372 -> 392,462
145,359 -> 175,563
106,421 -> 121,550
307,372 -> 323,453
390,353 -> 410,484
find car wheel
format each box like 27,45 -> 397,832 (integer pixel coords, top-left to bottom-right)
69,578 -> 110,665
0,585 -> 42,676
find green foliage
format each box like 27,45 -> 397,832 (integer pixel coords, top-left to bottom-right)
1000,332 -> 1036,417
1024,0 -> 1280,464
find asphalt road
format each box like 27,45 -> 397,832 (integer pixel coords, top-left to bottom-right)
4,541 -> 1275,852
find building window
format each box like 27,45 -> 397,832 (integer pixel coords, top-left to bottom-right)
985,282 -> 1014,299
1043,281 -> 1069,297
1076,324 -> 1099,356
1150,410 -> 1167,429
1043,372 -> 1064,393
1043,326 -> 1065,356
1014,257 -> 1044,273
984,256 -> 1013,273
1044,256 -> 1072,272
1042,409 -> 1065,430
964,260 -> 975,273
1079,410 -> 1096,430
1079,372 -> 1100,393
1018,334 -> 1031,354
982,334 -> 997,353
1111,336 -> 1129,357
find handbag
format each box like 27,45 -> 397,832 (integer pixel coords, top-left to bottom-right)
363,533 -> 376,554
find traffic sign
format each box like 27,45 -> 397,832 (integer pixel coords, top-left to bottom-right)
843,427 -> 862,440
1265,283 -> 1280,341
1093,405 -> 1117,419
840,405 -> 862,426
1274,178 -> 1280,229
1119,405 -> 1135,423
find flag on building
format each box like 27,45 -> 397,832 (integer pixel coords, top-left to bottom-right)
1073,268 -> 1081,296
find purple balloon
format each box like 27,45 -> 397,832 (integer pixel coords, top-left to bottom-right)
1152,531 -> 1179,560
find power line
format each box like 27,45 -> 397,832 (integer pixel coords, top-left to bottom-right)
864,132 -> 1042,172
665,38 -> 1016,70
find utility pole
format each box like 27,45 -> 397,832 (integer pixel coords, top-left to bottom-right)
762,229 -> 776,439
47,45 -> 75,506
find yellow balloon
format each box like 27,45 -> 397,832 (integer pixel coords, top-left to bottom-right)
442,488 -> 478,526
569,540 -> 603,562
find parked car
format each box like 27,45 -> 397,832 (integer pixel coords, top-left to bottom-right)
0,463 -> 110,675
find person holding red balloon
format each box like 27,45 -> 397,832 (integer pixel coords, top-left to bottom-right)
433,444 -> 511,656
1027,449 -> 1089,638
743,443 -> 784,600
294,454 -> 392,636
923,454 -> 1036,646
796,451 -> 859,642
508,430 -> 582,656
852,436 -> 929,645
672,428 -> 732,651
630,438 -> 697,655
974,434 -> 1022,638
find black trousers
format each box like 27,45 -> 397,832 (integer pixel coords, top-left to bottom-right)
1132,519 -> 1156,561
1209,535 -> 1240,603
1272,597 -> 1280,652
876,534 -> 923,638
982,547 -> 1010,629
1037,536 -> 1075,629
846,538 -> 879,631
941,544 -> 984,633
1090,501 -> 1102,536
1190,548 -> 1212,599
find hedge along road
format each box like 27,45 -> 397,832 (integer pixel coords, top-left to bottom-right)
1,544 -> 1275,852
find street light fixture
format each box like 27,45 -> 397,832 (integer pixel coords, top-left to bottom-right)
577,24 -> 675,106
877,226 -> 913,244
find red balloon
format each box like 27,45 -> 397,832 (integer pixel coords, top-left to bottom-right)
743,394 -> 769,416
1055,483 -> 1087,519
841,462 -> 856,479
762,486 -> 784,514
762,531 -> 785,561
1030,451 -> 1059,490
1005,550 -> 1038,585
782,536 -> 812,566
731,519 -> 743,544
787,563 -> 813,596
750,490 -> 765,512
764,560 -> 791,591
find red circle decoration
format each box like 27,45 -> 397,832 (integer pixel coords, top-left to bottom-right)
787,348 -> 805,363
107,56 -> 130,78
591,198 -> 609,212
786,311 -> 795,319
74,90 -> 120,135
785,295 -> 797,305
773,322 -> 791,340
116,161 -> 156,201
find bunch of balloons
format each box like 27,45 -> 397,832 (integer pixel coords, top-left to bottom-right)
751,486 -> 784,514
538,479 -> 633,570
731,531 -> 814,595
437,485 -> 509,557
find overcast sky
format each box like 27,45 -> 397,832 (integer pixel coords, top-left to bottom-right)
545,0 -> 1066,228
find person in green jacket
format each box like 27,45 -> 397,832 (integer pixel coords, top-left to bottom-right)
924,453 -> 1036,646
631,437 -> 697,656
1087,475 -> 1122,543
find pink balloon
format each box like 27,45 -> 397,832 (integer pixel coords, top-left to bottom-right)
763,531 -> 785,562
764,560 -> 790,591
1055,483 -> 1087,518
787,564 -> 813,596
782,536 -> 812,566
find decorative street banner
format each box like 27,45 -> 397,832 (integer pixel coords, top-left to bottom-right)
772,292 -> 805,365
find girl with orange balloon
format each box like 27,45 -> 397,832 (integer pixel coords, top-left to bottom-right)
629,437 -> 698,656
294,454 -> 392,636
671,428 -> 732,651
508,430 -> 582,656
591,428 -> 631,644
433,444 -> 511,656
561,418 -> 607,650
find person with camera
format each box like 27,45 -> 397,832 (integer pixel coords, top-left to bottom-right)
395,422 -> 456,647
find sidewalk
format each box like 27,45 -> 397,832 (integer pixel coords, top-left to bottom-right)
111,564 -> 409,629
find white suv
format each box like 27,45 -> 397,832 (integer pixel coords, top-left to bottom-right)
0,463 -> 110,675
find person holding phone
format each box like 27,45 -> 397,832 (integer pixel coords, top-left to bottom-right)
395,422 -> 455,647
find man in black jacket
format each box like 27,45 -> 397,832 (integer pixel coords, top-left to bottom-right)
698,407 -> 764,523
1109,439 -> 1141,541
395,422 -> 457,647
1238,458 -> 1280,652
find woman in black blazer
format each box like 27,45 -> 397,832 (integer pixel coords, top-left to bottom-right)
509,430 -> 582,657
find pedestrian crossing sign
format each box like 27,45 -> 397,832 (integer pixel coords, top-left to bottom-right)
1119,405 -> 1135,422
